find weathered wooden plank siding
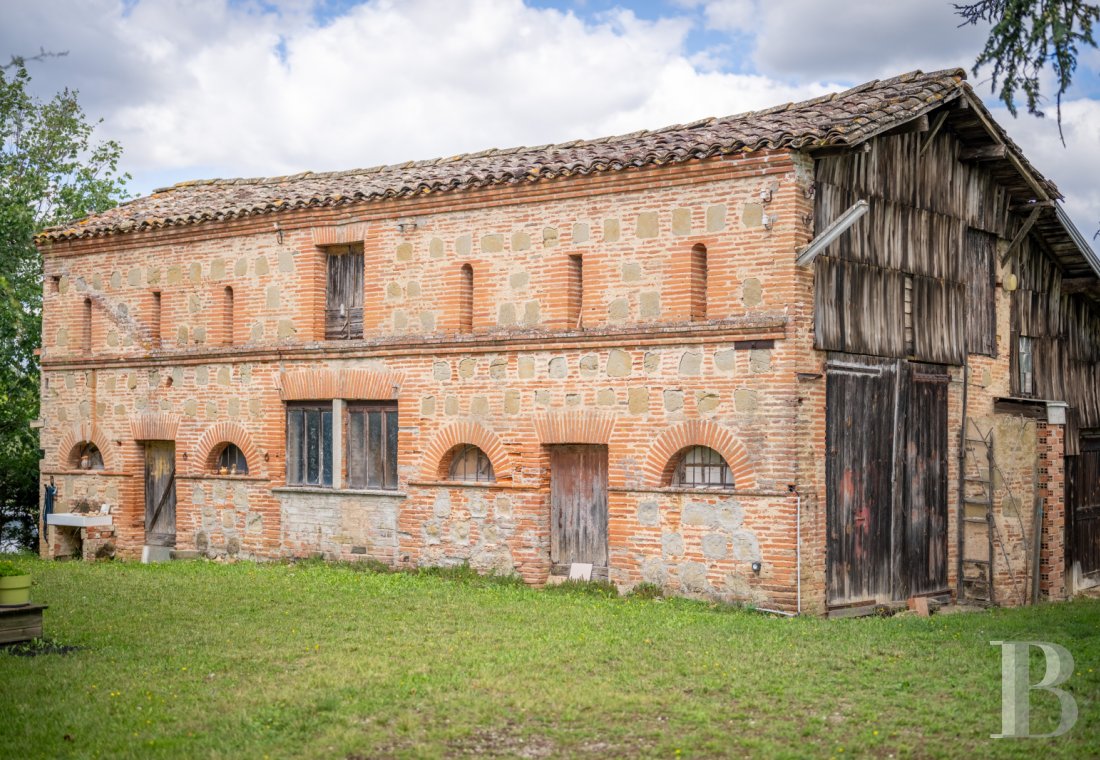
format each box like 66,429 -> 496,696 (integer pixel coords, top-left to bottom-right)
814,129 -> 1005,364
1012,235 -> 1100,429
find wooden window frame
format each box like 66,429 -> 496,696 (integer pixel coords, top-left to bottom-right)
671,446 -> 734,490
345,401 -> 399,490
215,443 -> 249,475
286,402 -> 334,487
447,444 -> 495,483
1018,335 -> 1035,396
324,244 -> 365,341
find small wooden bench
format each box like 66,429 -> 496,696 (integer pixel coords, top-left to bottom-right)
0,604 -> 47,644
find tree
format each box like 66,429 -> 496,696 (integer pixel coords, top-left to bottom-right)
0,64 -> 128,551
956,1 -> 1100,141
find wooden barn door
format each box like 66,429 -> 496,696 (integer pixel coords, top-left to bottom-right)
550,445 -> 609,579
826,357 -> 950,606
144,442 -> 177,547
901,363 -> 950,596
1067,434 -> 1100,585
826,357 -> 898,605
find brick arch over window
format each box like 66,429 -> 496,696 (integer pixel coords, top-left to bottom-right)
193,422 -> 263,477
129,413 -> 181,442
644,420 -> 755,490
421,422 -> 514,483
57,422 -> 118,470
532,411 -> 616,445
279,369 -> 403,400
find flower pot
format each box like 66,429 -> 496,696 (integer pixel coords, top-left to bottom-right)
0,574 -> 31,606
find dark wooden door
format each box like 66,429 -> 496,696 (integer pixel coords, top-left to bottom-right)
1067,434 -> 1100,583
144,442 -> 176,547
550,445 -> 608,576
826,357 -> 898,605
901,363 -> 949,596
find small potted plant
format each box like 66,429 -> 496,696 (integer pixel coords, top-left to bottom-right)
0,560 -> 31,606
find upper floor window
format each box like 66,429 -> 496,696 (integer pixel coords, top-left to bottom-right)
325,244 -> 364,340
567,254 -> 583,328
216,443 -> 249,475
1018,336 -> 1034,395
447,444 -> 495,483
459,264 -> 474,332
671,446 -> 734,489
286,402 -> 333,487
690,244 -> 707,321
82,298 -> 92,353
223,286 -> 235,346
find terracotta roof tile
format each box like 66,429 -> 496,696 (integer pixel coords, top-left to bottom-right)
38,67 -> 1050,242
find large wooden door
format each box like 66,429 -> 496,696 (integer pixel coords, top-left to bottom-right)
826,357 -> 898,605
902,363 -> 950,596
826,356 -> 950,606
144,442 -> 176,547
1067,434 -> 1100,584
550,445 -> 608,577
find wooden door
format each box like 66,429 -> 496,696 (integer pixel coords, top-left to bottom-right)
826,356 -> 898,605
144,442 -> 176,547
901,363 -> 949,596
550,445 -> 608,577
1067,434 -> 1100,583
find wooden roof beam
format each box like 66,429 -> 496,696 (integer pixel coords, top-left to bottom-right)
1001,204 -> 1044,265
960,144 -> 1008,161
918,111 -> 949,157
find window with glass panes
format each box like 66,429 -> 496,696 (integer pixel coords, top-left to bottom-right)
346,402 -> 398,490
286,403 -> 333,487
217,443 -> 249,475
672,446 -> 734,489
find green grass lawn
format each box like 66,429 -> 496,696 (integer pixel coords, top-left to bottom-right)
2,557 -> 1097,759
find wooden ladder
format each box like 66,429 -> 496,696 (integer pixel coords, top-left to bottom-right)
960,425 -> 996,605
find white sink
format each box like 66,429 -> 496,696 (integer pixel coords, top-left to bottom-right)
47,513 -> 113,528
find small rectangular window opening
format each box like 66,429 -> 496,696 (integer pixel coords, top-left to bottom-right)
325,244 -> 364,340
223,286 -> 234,346
459,264 -> 473,332
567,254 -> 583,328
690,244 -> 708,321
82,298 -> 92,354
1018,336 -> 1034,395
151,291 -> 162,347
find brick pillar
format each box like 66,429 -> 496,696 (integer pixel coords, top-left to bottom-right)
1037,420 -> 1067,600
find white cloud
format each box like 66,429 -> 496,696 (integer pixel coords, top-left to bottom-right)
699,0 -> 991,80
0,0 -> 833,193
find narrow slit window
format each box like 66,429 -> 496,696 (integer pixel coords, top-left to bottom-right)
223,286 -> 234,346
325,244 -> 364,340
567,254 -> 583,328
82,298 -> 92,353
1018,336 -> 1034,395
151,291 -> 162,347
690,244 -> 708,321
459,264 -> 473,332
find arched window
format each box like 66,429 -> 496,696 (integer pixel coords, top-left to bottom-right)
72,442 -> 105,471
215,443 -> 249,475
690,244 -> 707,321
459,264 -> 473,332
447,444 -> 494,482
671,446 -> 733,489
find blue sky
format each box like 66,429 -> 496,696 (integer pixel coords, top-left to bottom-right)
3,0 -> 1098,244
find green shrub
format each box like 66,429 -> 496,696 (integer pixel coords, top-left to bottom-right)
628,582 -> 664,599
0,560 -> 27,577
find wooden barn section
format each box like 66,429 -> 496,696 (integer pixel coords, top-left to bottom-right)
806,81 -> 1100,612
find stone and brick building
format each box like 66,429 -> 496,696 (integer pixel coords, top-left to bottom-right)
36,69 -> 1100,615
